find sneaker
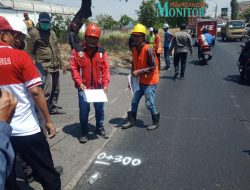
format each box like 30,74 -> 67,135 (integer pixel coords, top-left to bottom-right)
79,135 -> 88,143
166,66 -> 171,71
96,128 -> 109,139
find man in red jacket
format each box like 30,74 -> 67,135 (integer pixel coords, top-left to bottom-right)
70,23 -> 110,143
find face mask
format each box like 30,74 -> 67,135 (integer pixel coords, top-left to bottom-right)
16,40 -> 25,50
40,22 -> 51,30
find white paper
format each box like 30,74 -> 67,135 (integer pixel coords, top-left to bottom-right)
84,89 -> 108,103
128,74 -> 140,95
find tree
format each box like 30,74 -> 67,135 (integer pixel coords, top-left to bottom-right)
119,15 -> 134,28
137,0 -> 158,28
96,14 -> 119,29
240,7 -> 250,22
231,0 -> 239,20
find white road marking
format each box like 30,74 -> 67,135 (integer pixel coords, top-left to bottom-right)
94,161 -> 110,166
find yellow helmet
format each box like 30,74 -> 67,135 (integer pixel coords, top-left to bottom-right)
131,23 -> 147,35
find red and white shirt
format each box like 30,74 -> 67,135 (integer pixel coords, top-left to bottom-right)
0,42 -> 42,136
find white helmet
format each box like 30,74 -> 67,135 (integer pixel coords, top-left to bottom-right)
149,27 -> 153,32
163,23 -> 169,29
0,16 -> 29,37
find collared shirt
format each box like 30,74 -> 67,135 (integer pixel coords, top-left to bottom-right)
0,42 -> 42,136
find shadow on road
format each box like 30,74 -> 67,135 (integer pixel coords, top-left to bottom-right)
224,75 -> 250,86
188,60 -> 208,66
63,123 -> 98,141
242,150 -> 250,155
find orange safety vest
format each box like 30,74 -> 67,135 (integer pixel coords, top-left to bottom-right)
154,34 -> 162,54
132,44 -> 159,85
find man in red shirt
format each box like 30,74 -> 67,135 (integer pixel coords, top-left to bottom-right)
70,23 -> 110,143
0,16 -> 60,190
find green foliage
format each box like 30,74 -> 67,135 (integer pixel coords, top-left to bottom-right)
96,14 -> 119,29
137,0 -> 206,29
99,32 -> 129,51
137,0 -> 158,28
119,15 -> 134,28
240,8 -> 250,21
51,14 -> 73,42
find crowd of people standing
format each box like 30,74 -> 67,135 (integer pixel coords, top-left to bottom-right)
0,11 -> 194,189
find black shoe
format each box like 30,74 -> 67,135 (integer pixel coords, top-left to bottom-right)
121,111 -> 137,129
147,113 -> 160,131
180,77 -> 184,80
173,72 -> 179,79
50,108 -> 65,115
79,135 -> 88,143
55,166 -> 63,176
96,128 -> 109,139
51,105 -> 63,110
24,173 -> 34,183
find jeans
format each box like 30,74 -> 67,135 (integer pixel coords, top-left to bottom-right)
78,90 -> 104,134
164,47 -> 171,68
131,84 -> 158,115
173,52 -> 188,77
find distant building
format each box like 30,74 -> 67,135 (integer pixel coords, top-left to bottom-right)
239,1 -> 250,13
0,0 -> 78,24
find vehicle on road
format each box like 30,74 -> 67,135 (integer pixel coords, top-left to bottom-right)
221,20 -> 246,41
196,19 -> 217,46
217,23 -> 225,37
198,45 -> 212,64
238,43 -> 250,82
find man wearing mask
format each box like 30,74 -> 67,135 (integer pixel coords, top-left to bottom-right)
0,16 -> 60,190
70,23 -> 110,143
28,12 -> 66,115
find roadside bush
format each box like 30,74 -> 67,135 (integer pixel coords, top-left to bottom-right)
99,32 -> 130,52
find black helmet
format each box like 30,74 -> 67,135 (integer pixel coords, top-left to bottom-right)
180,23 -> 187,30
153,28 -> 158,33
202,27 -> 208,34
39,12 -> 51,23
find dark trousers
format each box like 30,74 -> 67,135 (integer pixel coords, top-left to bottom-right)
173,52 -> 188,77
156,53 -> 161,70
44,71 -> 60,112
6,132 -> 61,190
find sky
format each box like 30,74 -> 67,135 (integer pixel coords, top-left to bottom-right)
44,0 -> 250,20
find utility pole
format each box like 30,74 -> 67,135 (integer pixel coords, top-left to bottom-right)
215,3 -> 217,18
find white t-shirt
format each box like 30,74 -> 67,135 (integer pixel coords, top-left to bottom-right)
0,44 -> 42,136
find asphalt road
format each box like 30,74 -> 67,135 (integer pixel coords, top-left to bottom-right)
78,39 -> 250,190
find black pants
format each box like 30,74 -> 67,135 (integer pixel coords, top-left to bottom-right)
6,132 -> 61,190
44,71 -> 60,112
156,53 -> 161,70
174,52 -> 188,77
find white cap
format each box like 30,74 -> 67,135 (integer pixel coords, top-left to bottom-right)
5,16 -> 29,37
163,23 -> 169,29
149,27 -> 153,32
